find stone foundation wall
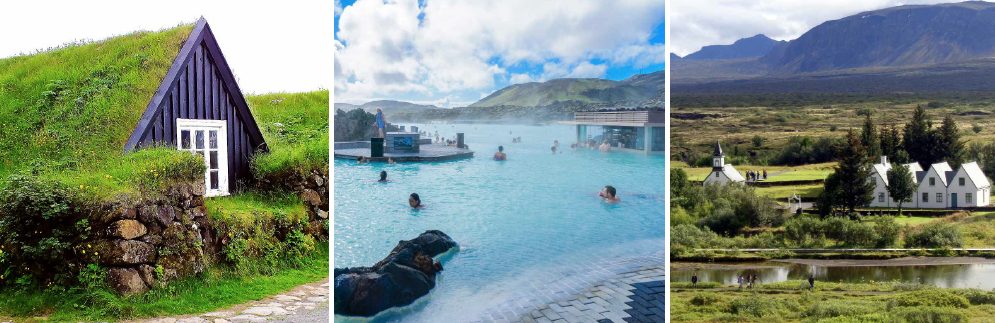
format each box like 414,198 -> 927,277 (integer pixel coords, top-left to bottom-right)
90,181 -> 214,295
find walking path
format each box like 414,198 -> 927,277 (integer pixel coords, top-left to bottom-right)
133,279 -> 329,323
521,264 -> 665,323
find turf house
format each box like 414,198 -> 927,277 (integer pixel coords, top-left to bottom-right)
0,18 -> 329,301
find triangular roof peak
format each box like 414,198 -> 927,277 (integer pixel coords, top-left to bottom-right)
124,18 -> 266,152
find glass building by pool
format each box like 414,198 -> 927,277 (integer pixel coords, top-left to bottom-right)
563,110 -> 666,154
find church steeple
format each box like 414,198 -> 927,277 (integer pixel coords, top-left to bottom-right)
712,141 -> 724,171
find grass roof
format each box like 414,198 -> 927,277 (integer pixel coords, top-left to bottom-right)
247,90 -> 329,180
0,23 -> 194,179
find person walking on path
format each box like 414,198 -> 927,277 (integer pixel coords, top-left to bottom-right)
691,273 -> 698,288
751,274 -> 758,288
808,275 -> 815,291
737,275 -> 744,289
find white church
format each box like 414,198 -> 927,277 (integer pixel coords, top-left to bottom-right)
703,141 -> 746,185
870,156 -> 991,208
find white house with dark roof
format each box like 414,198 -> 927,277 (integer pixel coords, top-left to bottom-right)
870,156 -> 990,208
869,156 -> 922,207
703,141 -> 746,185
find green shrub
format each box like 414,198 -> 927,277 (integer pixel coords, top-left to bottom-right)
804,300 -> 875,319
729,297 -> 791,317
872,217 -> 901,248
887,290 -> 970,309
952,289 -> 995,305
889,306 -> 966,323
0,174 -> 89,286
904,223 -> 963,248
690,294 -> 721,306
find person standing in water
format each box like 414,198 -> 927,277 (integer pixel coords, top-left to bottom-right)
373,107 -> 386,138
378,170 -> 388,182
409,193 -> 423,209
494,146 -> 507,160
691,273 -> 699,288
600,185 -> 620,203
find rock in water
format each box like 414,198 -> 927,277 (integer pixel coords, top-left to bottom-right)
334,230 -> 457,317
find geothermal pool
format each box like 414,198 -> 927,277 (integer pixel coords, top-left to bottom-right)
334,123 -> 665,322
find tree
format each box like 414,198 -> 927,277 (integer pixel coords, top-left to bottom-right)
880,124 -> 902,162
903,105 -> 940,166
861,113 -> 880,158
937,115 -> 964,167
833,130 -> 875,217
886,164 -> 916,216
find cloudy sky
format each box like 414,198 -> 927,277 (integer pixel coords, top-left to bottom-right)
672,0 -> 952,56
0,1 -> 331,94
334,0 -> 665,107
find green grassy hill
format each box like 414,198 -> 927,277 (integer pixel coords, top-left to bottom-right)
0,24 -> 193,180
246,90 -> 329,179
469,77 -> 655,108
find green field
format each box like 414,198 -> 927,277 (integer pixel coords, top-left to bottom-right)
672,280 -> 995,322
678,162 -> 835,183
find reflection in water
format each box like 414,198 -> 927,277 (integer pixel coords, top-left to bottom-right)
673,263 -> 995,289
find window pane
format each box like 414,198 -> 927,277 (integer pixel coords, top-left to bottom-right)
209,130 -> 218,149
181,130 -> 191,149
196,131 -> 205,149
210,171 -> 219,190
210,151 -> 218,169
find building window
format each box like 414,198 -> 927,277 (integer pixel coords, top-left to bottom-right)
716,172 -> 720,178
922,192 -> 929,202
878,192 -> 885,202
176,119 -> 229,197
967,193 -> 974,203
929,177 -> 935,186
959,177 -> 966,186
937,193 -> 943,203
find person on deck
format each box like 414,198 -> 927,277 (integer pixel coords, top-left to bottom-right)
494,146 -> 507,160
373,107 -> 386,138
600,185 -> 620,203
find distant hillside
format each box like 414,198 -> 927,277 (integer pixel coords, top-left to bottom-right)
333,99 -> 439,115
470,70 -> 664,108
672,1 -> 995,101
766,1 -> 995,73
684,34 -> 786,60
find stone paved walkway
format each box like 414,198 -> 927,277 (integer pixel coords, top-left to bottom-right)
133,279 -> 328,323
521,265 -> 665,323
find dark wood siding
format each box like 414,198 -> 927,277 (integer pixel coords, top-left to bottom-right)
131,41 -> 263,192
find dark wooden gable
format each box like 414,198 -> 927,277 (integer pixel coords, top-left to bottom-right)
126,18 -> 267,190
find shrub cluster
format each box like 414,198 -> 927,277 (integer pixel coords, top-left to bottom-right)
784,216 -> 900,248
904,223 -> 963,248
0,175 -> 89,286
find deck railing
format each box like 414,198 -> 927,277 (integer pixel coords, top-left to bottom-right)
573,111 -> 664,124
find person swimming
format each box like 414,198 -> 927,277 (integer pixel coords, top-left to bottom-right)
600,185 -> 620,203
494,146 -> 507,160
357,156 -> 368,164
378,170 -> 388,182
409,193 -> 423,208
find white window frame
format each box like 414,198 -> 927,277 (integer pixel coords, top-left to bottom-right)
878,192 -> 885,202
937,193 -> 943,203
176,118 -> 229,197
967,193 -> 973,203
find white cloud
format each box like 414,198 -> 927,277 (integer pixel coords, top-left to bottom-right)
509,73 -> 536,85
335,0 -> 664,104
0,0 -> 331,94
672,0 -> 952,56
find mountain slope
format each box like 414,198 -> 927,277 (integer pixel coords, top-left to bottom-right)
333,99 -> 439,114
766,1 -> 995,73
685,34 -> 786,60
470,70 -> 663,108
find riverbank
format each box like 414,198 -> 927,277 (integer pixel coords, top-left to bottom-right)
671,280 -> 995,322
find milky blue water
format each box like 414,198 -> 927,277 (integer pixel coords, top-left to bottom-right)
333,123 -> 665,322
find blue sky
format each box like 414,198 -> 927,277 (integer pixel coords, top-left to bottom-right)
334,0 -> 664,107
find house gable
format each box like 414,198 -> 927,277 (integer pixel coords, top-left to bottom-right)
124,18 -> 267,191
